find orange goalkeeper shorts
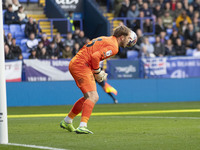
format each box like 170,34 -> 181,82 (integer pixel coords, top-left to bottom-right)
69,59 -> 96,94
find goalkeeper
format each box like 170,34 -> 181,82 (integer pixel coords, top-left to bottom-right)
60,25 -> 133,134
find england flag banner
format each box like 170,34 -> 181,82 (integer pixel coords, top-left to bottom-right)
5,60 -> 22,82
23,59 -> 73,81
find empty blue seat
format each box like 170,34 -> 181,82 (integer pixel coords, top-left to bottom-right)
186,49 -> 194,56
21,24 -> 26,31
127,50 -> 139,59
19,0 -> 27,2
10,24 -> 21,34
16,39 -> 21,45
20,38 -> 28,46
30,0 -> 38,2
166,28 -> 173,35
3,25 -> 9,30
22,52 -> 30,59
148,36 -> 156,44
15,31 -> 25,38
21,45 -> 28,52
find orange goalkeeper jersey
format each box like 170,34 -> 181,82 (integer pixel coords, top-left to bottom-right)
72,36 -> 119,69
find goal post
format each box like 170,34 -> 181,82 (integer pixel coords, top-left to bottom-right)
0,0 -> 9,144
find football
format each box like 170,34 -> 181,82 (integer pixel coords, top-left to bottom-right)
127,31 -> 137,47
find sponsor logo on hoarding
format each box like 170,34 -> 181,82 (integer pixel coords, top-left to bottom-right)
115,65 -> 136,74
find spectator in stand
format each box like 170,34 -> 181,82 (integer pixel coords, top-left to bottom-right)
153,3 -> 164,19
10,38 -> 22,60
153,36 -> 165,57
133,29 -> 143,51
148,0 -> 156,11
72,42 -> 80,56
161,11 -> 173,29
187,4 -> 194,19
64,32 -> 75,48
192,0 -> 200,12
17,6 -> 28,24
176,10 -> 192,28
192,17 -> 200,33
174,38 -> 186,56
126,3 -> 139,29
118,0 -> 130,17
4,31 -> 8,44
136,0 -> 144,11
26,32 -> 38,50
174,2 -> 184,19
72,28 -> 80,41
184,23 -> 196,49
171,0 -> 177,11
76,30 -> 87,47
163,2 -> 174,17
53,33 -> 64,52
140,36 -> 155,57
29,48 -> 37,59
25,17 -> 38,37
193,43 -> 200,57
194,32 -> 200,45
114,0 -> 123,17
160,31 -> 167,44
5,0 -> 13,8
47,41 -> 60,59
133,10 -> 144,31
183,0 -> 189,10
36,41 -> 44,57
141,2 -> 152,17
165,39 -> 176,56
6,32 -> 13,47
193,11 -> 200,20
5,44 -> 15,60
143,19 -> 153,33
41,33 -> 50,47
179,20 -> 189,36
170,29 -> 180,46
155,17 -> 165,35
12,0 -> 21,12
4,4 -> 20,25
62,45 -> 73,59
38,47 -> 50,59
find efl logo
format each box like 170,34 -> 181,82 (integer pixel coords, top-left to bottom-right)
106,50 -> 113,57
55,0 -> 79,5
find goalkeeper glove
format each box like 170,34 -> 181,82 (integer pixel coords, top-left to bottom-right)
93,68 -> 108,83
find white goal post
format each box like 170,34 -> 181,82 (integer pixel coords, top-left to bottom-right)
0,0 -> 9,144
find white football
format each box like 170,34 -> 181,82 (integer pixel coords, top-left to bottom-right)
127,31 -> 137,47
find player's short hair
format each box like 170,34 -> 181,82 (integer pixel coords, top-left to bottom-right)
113,25 -> 131,38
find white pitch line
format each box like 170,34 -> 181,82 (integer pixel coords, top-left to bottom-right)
6,143 -> 69,150
102,116 -> 200,120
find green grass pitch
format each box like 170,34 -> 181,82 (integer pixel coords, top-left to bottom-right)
0,101 -> 200,150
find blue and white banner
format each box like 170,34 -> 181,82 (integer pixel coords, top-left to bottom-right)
107,59 -> 140,79
142,57 -> 200,78
24,59 -> 73,81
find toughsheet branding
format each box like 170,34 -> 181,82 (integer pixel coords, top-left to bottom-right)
54,0 -> 83,12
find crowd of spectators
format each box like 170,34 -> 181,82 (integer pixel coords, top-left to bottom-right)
3,0 -> 200,60
103,0 -> 200,58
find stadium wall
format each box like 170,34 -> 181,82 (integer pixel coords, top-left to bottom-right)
6,78 -> 200,107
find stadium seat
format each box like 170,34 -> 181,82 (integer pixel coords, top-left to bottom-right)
22,52 -> 30,59
30,0 -> 38,2
16,39 -> 21,45
21,24 -> 26,31
10,24 -> 21,35
3,25 -> 9,30
166,29 -> 173,35
127,50 -> 139,59
15,31 -> 25,39
148,36 -> 156,44
21,45 -> 28,52
186,49 -> 194,56
19,0 -> 27,2
20,39 -> 28,46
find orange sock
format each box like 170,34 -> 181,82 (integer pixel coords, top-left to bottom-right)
68,97 -> 86,119
81,99 -> 95,123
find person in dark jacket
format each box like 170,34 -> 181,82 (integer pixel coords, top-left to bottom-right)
37,47 -> 50,59
4,4 -> 20,25
25,17 -> 38,37
5,44 -> 15,60
174,38 -> 186,56
10,38 -> 22,60
154,36 -> 165,57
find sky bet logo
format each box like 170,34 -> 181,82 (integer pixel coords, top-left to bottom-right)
55,0 -> 79,5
